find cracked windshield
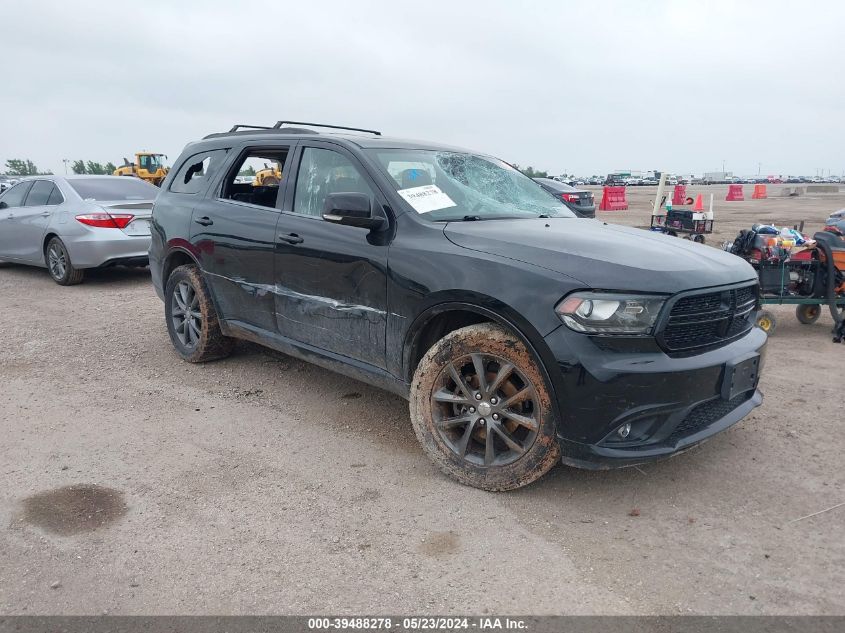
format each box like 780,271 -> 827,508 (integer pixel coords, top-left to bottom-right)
369,149 -> 576,221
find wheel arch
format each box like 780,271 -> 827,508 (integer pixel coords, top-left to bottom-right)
161,247 -> 200,288
403,298 -> 563,424
42,232 -> 60,263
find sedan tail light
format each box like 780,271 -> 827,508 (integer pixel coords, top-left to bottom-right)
561,193 -> 580,203
75,213 -> 135,229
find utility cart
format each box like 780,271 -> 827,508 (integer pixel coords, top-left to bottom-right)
650,209 -> 714,244
727,230 -> 845,341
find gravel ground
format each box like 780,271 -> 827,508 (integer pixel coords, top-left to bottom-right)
1,186 -> 844,615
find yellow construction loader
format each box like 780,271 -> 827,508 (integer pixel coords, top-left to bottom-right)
253,162 -> 282,186
114,151 -> 169,186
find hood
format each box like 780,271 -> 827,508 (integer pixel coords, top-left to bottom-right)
444,218 -> 757,294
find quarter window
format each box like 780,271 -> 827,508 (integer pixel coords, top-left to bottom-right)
47,186 -> 65,205
293,148 -> 374,217
170,149 -> 228,194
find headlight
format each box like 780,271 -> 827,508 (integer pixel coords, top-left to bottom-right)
555,292 -> 666,335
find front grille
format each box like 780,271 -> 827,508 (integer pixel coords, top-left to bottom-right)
660,283 -> 758,353
663,392 -> 753,447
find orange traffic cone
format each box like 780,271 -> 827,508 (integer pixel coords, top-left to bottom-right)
693,194 -> 704,211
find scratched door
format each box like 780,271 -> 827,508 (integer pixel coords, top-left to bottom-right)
273,143 -> 390,370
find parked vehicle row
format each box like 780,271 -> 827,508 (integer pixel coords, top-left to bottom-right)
533,177 -> 595,218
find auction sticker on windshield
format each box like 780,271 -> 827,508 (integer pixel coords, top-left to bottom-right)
398,185 -> 456,214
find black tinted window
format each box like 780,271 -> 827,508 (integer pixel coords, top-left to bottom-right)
0,182 -> 33,208
69,177 -> 159,201
24,181 -> 54,206
171,149 -> 228,194
47,186 -> 65,205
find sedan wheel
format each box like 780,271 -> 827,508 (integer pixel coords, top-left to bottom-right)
45,237 -> 84,285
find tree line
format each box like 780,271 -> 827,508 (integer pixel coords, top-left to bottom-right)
71,160 -> 118,175
3,159 -> 52,176
512,164 -> 551,179
3,158 -> 119,176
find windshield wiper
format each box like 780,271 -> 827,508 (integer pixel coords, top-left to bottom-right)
434,214 -> 527,222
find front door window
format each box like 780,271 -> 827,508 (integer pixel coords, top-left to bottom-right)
292,148 -> 374,217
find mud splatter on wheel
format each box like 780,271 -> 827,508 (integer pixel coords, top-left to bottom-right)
410,323 -> 560,491
165,264 -> 235,363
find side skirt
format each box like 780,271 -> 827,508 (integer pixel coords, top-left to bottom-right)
222,319 -> 410,400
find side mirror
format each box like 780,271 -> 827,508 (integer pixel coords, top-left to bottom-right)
322,192 -> 385,230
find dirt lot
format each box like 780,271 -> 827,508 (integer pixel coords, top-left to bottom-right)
1,186 -> 844,615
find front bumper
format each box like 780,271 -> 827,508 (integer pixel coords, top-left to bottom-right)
543,325 -> 767,469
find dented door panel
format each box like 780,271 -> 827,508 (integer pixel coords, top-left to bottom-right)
272,214 -> 389,369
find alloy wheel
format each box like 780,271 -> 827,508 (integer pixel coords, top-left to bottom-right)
171,281 -> 202,348
47,243 -> 67,280
431,353 -> 540,467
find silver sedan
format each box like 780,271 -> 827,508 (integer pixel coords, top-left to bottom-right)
0,175 -> 159,285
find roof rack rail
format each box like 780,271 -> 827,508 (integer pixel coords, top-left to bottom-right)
273,121 -> 381,136
228,124 -> 274,133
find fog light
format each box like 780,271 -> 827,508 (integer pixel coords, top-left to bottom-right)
618,423 -> 631,439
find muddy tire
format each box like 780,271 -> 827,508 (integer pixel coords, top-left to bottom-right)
795,304 -> 821,325
45,237 -> 84,285
164,264 -> 234,363
410,323 -> 560,491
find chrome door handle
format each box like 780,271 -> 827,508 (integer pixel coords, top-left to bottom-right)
194,216 -> 213,226
41,211 -> 51,217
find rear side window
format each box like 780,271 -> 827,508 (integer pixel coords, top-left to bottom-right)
24,181 -> 55,206
219,147 -> 290,209
0,181 -> 33,208
170,149 -> 228,194
69,177 -> 159,201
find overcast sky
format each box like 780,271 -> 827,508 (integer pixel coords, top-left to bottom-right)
1,1 -> 843,177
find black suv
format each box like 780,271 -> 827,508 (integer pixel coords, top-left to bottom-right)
150,121 -> 766,490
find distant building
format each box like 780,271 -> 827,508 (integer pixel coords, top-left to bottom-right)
703,171 -> 734,183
